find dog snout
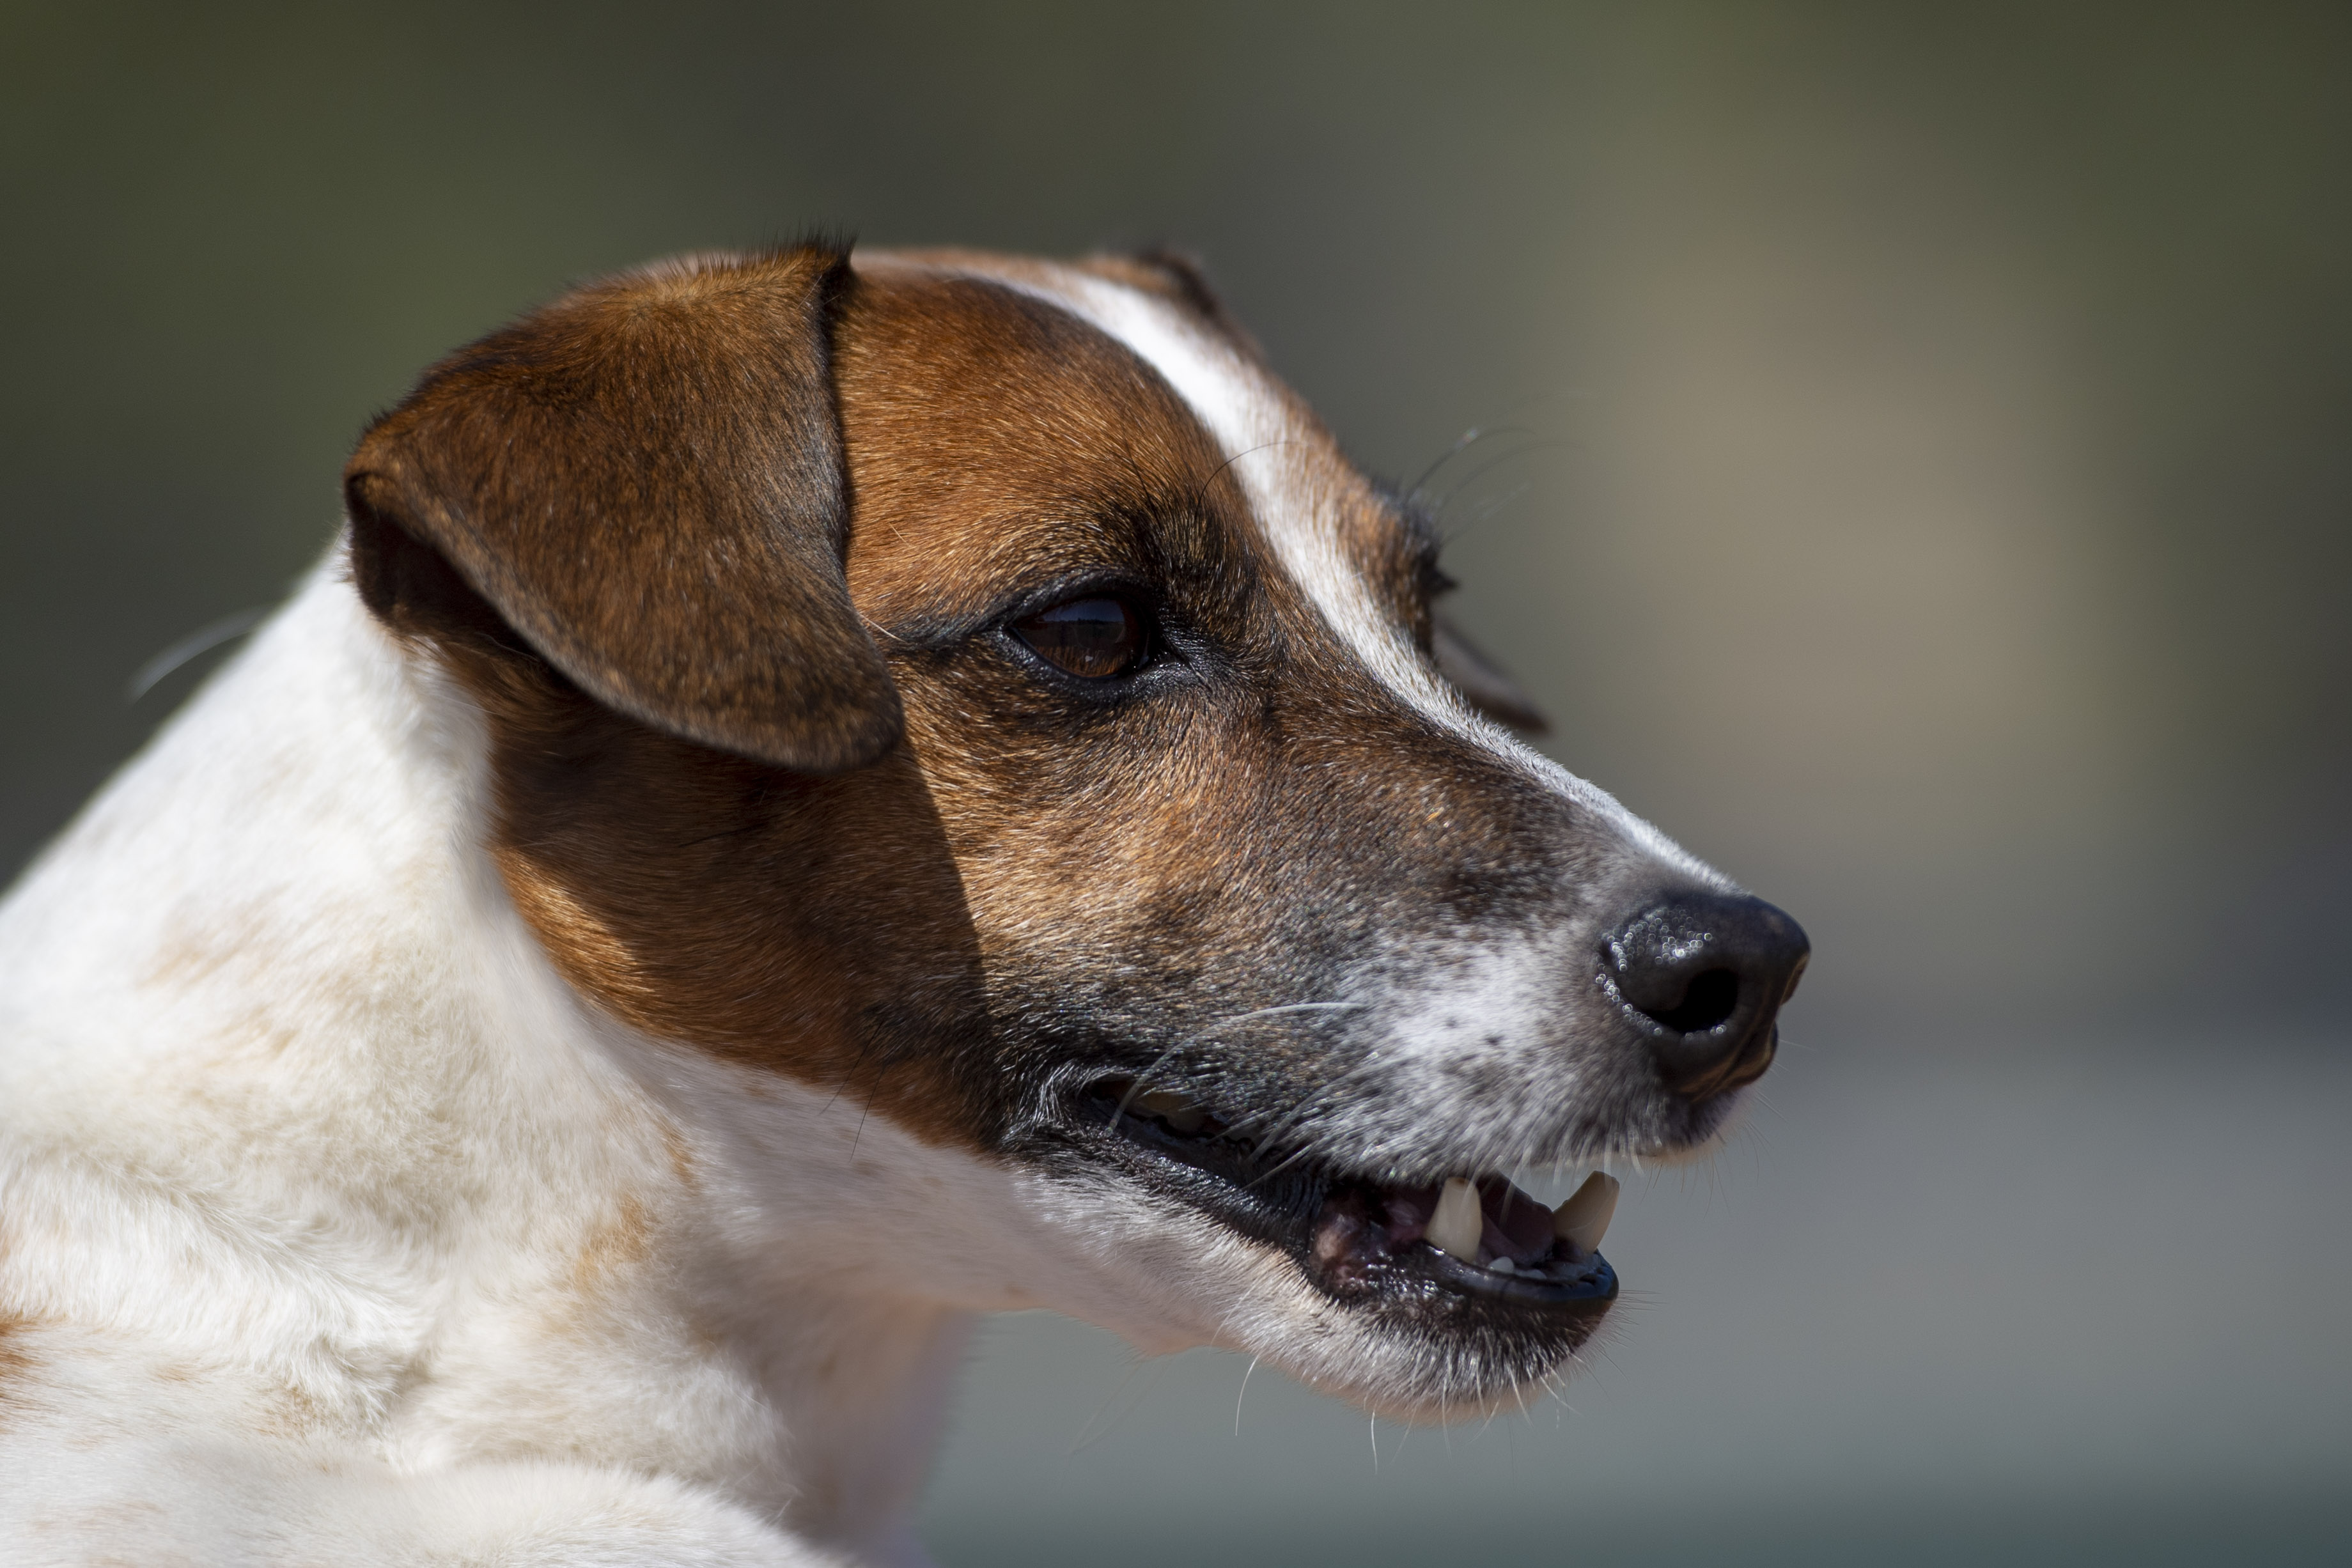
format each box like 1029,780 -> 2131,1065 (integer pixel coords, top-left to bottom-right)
1599,889 -> 1810,1100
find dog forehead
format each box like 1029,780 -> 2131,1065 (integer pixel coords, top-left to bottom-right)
940,256 -> 1706,874
857,251 -> 1466,719
841,251 -> 1428,650
832,264 -> 1254,626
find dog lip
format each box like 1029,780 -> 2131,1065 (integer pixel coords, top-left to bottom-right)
1311,1176 -> 1619,1308
1076,1077 -> 1621,1321
1082,1079 -> 1316,1220
1419,1241 -> 1617,1304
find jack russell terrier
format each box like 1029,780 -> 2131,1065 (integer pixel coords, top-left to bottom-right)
0,245 -> 1807,1565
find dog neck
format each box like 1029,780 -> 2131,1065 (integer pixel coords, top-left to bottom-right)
0,556 -> 980,1559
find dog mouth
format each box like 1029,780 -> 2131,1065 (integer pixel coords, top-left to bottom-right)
1077,1076 -> 1619,1330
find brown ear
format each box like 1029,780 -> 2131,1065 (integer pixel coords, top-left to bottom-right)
344,244 -> 901,773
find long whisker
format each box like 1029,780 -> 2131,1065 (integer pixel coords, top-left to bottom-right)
1110,1043 -> 1188,1122
1240,1140 -> 1325,1190
127,609 -> 267,701
1430,441 -> 1568,538
1243,1051 -> 1389,1153
1406,425 -> 1486,499
1187,440 -> 1292,517
1213,1061 -> 1350,1142
1440,481 -> 1534,543
1406,424 -> 1538,500
1236,1059 -> 1398,1190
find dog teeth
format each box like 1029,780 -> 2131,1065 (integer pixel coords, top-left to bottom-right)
1552,1172 -> 1619,1254
1135,1089 -> 1205,1135
1426,1176 -> 1484,1262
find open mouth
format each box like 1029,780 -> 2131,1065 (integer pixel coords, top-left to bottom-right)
1080,1076 -> 1619,1331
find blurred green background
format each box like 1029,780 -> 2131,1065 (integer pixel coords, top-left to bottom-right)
5,3 -> 2348,1562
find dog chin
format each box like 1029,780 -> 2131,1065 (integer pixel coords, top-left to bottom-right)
1018,1165 -> 1612,1423
1013,1091 -> 1643,1422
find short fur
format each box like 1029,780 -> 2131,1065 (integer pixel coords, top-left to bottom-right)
0,245 -> 1787,1565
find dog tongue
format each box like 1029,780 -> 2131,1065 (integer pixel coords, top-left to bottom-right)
1481,1176 -> 1561,1261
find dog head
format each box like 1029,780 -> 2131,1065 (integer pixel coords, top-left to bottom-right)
345,243 -> 1807,1417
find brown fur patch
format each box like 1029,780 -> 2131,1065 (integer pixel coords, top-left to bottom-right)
350,249 -> 1582,1158
0,1312 -> 33,1379
254,1380 -> 331,1441
833,269 -> 1252,632
569,1197 -> 654,1295
0,1312 -> 49,1431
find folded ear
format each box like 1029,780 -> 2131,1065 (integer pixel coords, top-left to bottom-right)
343,244 -> 902,773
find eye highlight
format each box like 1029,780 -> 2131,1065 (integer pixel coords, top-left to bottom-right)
1011,595 -> 1146,681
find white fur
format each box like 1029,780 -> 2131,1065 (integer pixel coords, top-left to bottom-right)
0,566 -> 958,1562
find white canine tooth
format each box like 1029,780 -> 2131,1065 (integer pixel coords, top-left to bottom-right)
1426,1176 -> 1484,1262
1490,1256 -> 1517,1275
1136,1089 -> 1204,1134
1552,1172 -> 1619,1254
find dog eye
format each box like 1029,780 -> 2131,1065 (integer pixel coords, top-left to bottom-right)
1012,596 -> 1145,680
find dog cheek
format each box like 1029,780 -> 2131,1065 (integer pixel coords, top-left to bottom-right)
483,726 -> 1004,1151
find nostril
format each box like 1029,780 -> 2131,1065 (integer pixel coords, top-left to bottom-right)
1637,966 -> 1741,1034
1601,888 -> 1811,1099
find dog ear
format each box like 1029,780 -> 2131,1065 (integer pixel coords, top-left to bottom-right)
1433,613 -> 1548,735
343,244 -> 902,774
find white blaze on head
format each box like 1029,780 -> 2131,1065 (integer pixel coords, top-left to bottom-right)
977,261 -> 1703,878
1008,272 -> 1470,720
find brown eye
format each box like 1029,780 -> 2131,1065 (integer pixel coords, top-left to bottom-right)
1012,596 -> 1144,680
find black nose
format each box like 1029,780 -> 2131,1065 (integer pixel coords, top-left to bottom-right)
1601,890 -> 1810,1099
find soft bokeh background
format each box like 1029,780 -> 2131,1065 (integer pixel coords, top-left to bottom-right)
6,3 -> 2348,1562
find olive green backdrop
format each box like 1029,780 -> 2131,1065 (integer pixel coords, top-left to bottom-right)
5,3 -> 2348,1563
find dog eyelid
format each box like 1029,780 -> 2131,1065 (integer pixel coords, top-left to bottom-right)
1010,595 -> 1146,681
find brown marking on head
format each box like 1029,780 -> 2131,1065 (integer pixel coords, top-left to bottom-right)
832,267 -> 1252,633
347,245 -> 1659,1172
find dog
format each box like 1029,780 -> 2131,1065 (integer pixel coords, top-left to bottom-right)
0,244 -> 1807,1565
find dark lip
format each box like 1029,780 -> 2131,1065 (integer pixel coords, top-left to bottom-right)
1070,1078 -> 1619,1325
1425,1245 -> 1617,1303
1071,1080 -> 1328,1248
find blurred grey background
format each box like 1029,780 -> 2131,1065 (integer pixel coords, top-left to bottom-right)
5,2 -> 2348,1562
